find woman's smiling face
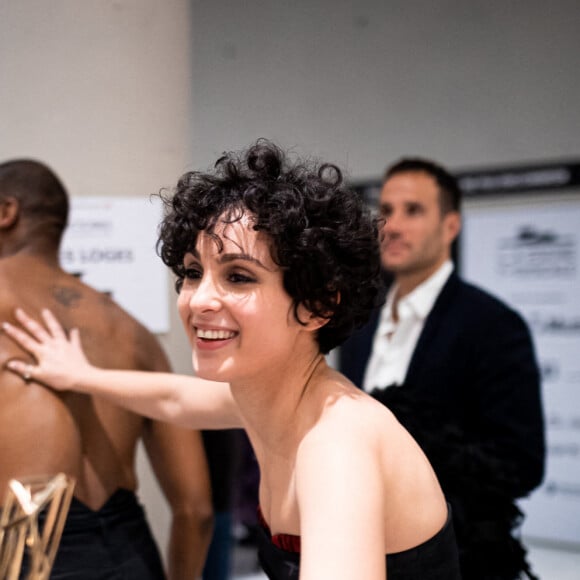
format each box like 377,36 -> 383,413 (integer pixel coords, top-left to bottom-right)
177,213 -> 310,384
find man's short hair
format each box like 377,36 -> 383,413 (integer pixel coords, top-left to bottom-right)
0,159 -> 69,245
384,158 -> 461,214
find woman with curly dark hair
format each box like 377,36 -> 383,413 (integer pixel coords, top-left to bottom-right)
5,140 -> 460,580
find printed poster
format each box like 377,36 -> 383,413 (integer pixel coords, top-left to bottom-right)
60,197 -> 169,333
461,199 -> 580,545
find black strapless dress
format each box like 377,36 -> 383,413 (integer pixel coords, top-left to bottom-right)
256,506 -> 461,580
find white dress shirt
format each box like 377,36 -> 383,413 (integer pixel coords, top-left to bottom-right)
362,260 -> 454,393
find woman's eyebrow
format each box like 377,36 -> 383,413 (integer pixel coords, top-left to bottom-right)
219,252 -> 268,270
185,249 -> 201,260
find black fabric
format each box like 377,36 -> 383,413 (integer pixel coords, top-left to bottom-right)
372,386 -> 538,580
256,507 -> 461,580
20,489 -> 165,580
202,428 -> 240,512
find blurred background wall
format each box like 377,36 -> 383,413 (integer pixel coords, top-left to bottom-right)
2,0 -> 579,576
188,0 -> 580,174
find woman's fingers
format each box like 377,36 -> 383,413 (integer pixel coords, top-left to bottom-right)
41,308 -> 68,340
1,320 -> 42,356
2,309 -> 80,391
14,308 -> 52,341
70,328 -> 82,349
5,359 -> 36,383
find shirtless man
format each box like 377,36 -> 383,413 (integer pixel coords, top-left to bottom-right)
0,159 -> 213,579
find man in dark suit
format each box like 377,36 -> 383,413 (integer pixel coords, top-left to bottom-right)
340,158 -> 545,580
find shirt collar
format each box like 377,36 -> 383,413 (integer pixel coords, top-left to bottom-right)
383,260 -> 454,324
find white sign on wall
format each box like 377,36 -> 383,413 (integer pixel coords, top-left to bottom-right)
60,197 -> 169,333
461,199 -> 580,546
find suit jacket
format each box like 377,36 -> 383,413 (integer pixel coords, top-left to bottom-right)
340,271 -> 545,498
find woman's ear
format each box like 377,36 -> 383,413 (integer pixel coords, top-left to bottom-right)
295,292 -> 340,331
0,197 -> 19,229
300,309 -> 331,331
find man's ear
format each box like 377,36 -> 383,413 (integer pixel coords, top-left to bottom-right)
443,211 -> 461,245
0,197 -> 19,229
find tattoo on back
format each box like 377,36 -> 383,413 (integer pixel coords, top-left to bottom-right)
52,286 -> 82,307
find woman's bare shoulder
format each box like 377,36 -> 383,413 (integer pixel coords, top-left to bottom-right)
301,372 -> 399,456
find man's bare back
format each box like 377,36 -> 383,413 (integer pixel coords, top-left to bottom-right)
0,158 -> 212,578
0,255 -> 167,509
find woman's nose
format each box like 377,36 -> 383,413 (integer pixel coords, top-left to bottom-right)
187,275 -> 222,312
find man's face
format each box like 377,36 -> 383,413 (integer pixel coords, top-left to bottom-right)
378,171 -> 460,279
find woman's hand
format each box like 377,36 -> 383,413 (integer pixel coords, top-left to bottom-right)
2,308 -> 90,391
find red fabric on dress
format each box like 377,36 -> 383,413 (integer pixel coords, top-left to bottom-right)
257,506 -> 301,553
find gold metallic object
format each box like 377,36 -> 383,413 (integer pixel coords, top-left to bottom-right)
0,474 -> 75,580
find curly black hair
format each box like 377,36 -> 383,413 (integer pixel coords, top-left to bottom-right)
157,139 -> 382,353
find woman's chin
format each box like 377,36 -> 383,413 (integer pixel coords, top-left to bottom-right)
192,362 -> 228,383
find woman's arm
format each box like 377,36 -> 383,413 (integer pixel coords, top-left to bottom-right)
296,416 -> 386,580
2,308 -> 241,430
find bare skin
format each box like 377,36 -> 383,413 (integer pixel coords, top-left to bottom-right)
0,252 -> 212,576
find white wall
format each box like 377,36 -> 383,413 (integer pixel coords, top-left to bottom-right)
189,0 -> 580,176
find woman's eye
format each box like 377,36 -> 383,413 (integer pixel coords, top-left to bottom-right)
229,272 -> 255,284
184,267 -> 202,280
176,267 -> 201,292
